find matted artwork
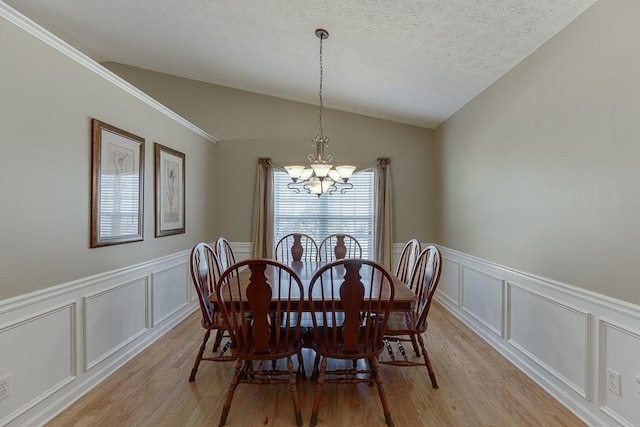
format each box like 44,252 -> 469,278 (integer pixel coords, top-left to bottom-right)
91,119 -> 144,248
154,143 -> 185,237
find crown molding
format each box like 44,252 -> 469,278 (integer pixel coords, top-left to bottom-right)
0,2 -> 217,143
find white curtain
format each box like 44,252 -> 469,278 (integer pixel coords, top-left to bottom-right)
373,157 -> 393,269
251,158 -> 274,258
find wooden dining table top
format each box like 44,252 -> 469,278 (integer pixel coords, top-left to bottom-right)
208,260 -> 417,312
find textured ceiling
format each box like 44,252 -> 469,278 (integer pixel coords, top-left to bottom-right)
4,0 -> 597,129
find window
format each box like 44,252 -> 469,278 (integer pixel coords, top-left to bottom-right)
273,170 -> 375,258
99,173 -> 140,237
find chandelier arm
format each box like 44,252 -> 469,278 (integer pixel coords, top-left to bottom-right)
287,182 -> 302,194
339,182 -> 354,194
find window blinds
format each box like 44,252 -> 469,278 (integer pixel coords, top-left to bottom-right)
273,170 -> 374,258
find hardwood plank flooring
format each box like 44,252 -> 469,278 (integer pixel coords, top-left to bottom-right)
47,302 -> 586,426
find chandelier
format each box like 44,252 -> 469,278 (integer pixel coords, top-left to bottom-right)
285,29 -> 355,196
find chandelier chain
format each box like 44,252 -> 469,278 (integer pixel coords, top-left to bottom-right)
318,34 -> 324,137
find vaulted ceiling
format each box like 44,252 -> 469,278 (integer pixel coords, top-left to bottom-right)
5,0 -> 598,128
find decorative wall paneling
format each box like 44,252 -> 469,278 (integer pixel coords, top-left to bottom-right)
230,242 -> 252,263
3,241 -> 637,426
0,250 -> 195,426
0,303 -> 76,426
598,319 -> 640,427
437,246 -> 640,427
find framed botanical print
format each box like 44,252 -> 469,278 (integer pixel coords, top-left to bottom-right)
91,119 -> 145,247
154,143 -> 185,237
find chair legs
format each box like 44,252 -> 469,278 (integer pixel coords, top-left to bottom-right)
287,356 -> 303,426
212,329 -> 225,352
219,358 -> 243,426
271,352 -> 305,380
417,334 -> 438,388
310,356 -> 327,427
219,357 -> 303,427
370,357 -> 394,427
409,334 -> 420,356
311,351 -> 321,380
297,350 -> 306,380
189,329 -> 211,381
310,356 -> 394,427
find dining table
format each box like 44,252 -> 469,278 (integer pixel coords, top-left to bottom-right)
208,259 -> 417,312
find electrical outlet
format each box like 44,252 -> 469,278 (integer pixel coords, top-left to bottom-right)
606,368 -> 621,396
0,374 -> 10,402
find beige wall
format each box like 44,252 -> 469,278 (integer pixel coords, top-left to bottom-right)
435,0 -> 640,304
0,17 -> 216,300
103,63 -> 437,243
15,0 -> 630,306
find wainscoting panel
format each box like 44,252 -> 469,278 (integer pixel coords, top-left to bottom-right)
461,265 -> 504,337
151,262 -> 189,327
599,319 -> 640,427
438,257 -> 461,306
508,283 -> 590,397
0,303 -> 76,426
437,246 -> 640,427
0,249 -> 196,427
83,277 -> 149,371
232,242 -> 253,262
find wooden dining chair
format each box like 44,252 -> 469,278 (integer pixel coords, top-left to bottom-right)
216,259 -> 306,427
307,259 -> 395,427
394,238 -> 421,286
215,236 -> 236,272
275,233 -> 319,262
379,245 -> 442,388
318,233 -> 362,263
189,243 -> 235,382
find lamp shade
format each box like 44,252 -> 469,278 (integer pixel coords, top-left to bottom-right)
285,165 -> 305,180
335,165 -> 356,181
304,180 -> 322,194
304,177 -> 335,195
300,168 -> 314,180
328,169 -> 341,182
310,163 -> 332,178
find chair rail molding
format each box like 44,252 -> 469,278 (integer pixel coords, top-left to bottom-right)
436,245 -> 640,427
228,241 -> 253,263
0,249 -> 197,426
0,2 -> 217,144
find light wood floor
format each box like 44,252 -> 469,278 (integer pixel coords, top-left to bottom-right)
47,302 -> 586,426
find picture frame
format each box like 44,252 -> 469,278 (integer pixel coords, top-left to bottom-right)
91,119 -> 145,248
154,143 -> 186,237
